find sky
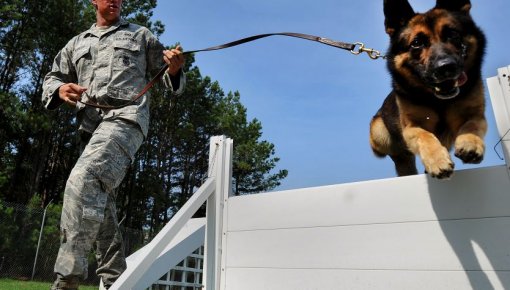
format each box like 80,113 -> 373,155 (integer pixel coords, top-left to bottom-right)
152,0 -> 510,191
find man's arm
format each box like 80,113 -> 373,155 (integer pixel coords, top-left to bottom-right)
147,34 -> 186,95
42,42 -> 79,109
162,46 -> 185,93
162,69 -> 185,94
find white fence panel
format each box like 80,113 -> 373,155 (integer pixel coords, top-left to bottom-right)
224,166 -> 510,290
487,65 -> 510,172
228,166 -> 510,231
226,268 -> 510,290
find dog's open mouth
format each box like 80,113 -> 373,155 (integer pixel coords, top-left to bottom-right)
433,72 -> 468,99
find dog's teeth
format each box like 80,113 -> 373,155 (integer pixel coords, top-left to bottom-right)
435,87 -> 441,92
454,80 -> 459,87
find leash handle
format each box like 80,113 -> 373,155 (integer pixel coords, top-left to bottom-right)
79,32 -> 366,110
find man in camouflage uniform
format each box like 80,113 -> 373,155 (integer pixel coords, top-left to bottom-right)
42,0 -> 185,289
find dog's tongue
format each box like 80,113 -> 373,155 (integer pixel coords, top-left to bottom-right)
457,71 -> 468,87
433,71 -> 468,99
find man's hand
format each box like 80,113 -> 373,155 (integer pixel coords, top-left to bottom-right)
58,83 -> 87,107
163,45 -> 185,76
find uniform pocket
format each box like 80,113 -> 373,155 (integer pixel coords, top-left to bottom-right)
76,106 -> 102,133
104,86 -> 137,104
112,40 -> 141,71
83,205 -> 106,223
73,45 -> 92,80
109,40 -> 144,103
73,46 -> 91,64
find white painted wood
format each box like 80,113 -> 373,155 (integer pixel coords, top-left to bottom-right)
487,66 -> 510,172
204,136 -> 233,290
226,217 -> 510,270
130,218 -> 205,290
224,166 -> 510,290
110,177 -> 215,290
228,166 -> 510,231
220,138 -> 233,290
225,268 -> 510,290
204,137 -> 221,290
125,218 -> 204,268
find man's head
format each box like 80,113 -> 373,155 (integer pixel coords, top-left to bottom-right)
91,0 -> 122,25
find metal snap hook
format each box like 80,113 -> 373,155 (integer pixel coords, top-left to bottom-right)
350,42 -> 365,55
350,42 -> 385,60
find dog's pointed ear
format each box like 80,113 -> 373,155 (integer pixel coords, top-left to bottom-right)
384,0 -> 415,37
435,0 -> 471,13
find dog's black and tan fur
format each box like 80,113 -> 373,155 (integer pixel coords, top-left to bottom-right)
369,0 -> 486,179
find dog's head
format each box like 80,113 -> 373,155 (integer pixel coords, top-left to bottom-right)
384,0 -> 485,100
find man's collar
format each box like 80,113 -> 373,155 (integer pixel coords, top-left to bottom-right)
85,19 -> 129,37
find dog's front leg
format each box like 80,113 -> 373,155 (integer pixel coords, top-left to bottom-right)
403,126 -> 454,179
454,117 -> 487,164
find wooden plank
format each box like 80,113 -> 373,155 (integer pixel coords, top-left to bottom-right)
225,217 -> 510,271
204,136 -> 233,290
487,67 -> 510,169
130,218 -> 205,290
225,268 -> 510,290
227,166 -> 510,231
110,177 -> 215,290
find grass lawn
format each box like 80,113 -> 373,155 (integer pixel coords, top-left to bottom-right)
0,278 -> 99,290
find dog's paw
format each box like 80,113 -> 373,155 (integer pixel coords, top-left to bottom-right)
427,161 -> 455,179
422,148 -> 455,179
454,134 -> 485,164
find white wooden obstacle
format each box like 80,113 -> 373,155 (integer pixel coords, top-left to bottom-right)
109,136 -> 232,290
110,65 -> 510,290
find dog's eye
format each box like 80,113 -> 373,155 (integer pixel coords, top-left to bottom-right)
410,37 -> 425,49
410,33 -> 429,50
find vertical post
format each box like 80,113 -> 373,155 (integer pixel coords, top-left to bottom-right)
203,136 -> 233,290
487,65 -> 510,175
219,138 -> 233,290
32,199 -> 52,280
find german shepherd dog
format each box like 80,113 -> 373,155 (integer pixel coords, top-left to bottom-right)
369,0 -> 486,179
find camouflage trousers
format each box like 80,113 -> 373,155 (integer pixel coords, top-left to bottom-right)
54,118 -> 144,288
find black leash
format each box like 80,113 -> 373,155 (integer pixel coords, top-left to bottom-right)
185,32 -> 356,54
79,32 -> 384,110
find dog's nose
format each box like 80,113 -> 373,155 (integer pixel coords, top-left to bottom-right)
433,58 -> 458,81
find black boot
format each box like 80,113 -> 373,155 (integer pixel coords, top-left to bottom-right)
50,275 -> 80,290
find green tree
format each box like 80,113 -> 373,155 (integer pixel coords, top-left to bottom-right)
216,91 -> 288,195
0,0 -> 95,203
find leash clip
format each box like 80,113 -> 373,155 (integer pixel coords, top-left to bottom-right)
350,42 -> 385,60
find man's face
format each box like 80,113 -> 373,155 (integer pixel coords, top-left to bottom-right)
92,0 -> 122,22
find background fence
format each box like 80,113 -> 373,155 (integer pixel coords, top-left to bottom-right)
0,199 -> 144,285
0,199 -> 204,289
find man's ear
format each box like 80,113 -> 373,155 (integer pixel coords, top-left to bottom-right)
435,0 -> 471,13
91,0 -> 97,9
384,0 -> 415,37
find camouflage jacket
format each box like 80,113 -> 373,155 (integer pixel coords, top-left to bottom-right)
42,19 -> 185,136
